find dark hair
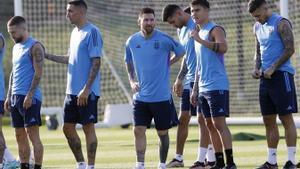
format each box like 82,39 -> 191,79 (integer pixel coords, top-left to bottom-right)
68,0 -> 87,9
190,0 -> 210,9
248,0 -> 266,13
184,6 -> 191,15
139,7 -> 155,18
162,4 -> 181,22
7,16 -> 26,26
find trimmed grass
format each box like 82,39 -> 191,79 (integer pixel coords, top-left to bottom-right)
3,124 -> 300,168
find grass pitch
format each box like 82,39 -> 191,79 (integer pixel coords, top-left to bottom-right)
3,124 -> 300,169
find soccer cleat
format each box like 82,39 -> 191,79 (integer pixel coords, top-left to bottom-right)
223,163 -> 237,169
282,161 -> 296,169
166,158 -> 184,168
189,161 -> 205,169
256,162 -> 278,169
205,161 -> 216,168
3,160 -> 20,169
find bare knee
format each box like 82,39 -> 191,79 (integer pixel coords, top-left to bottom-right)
157,130 -> 168,137
63,123 -> 76,138
205,118 -> 216,131
134,126 -> 146,137
263,115 -> 277,129
179,112 -> 190,126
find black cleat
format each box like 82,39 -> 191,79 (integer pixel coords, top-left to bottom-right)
256,162 -> 278,169
282,161 -> 296,169
189,161 -> 205,169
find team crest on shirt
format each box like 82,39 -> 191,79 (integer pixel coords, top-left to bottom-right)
154,40 -> 160,49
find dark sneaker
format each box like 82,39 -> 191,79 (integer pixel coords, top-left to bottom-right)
256,162 -> 278,169
166,158 -> 184,168
223,164 -> 237,169
190,161 -> 205,169
205,161 -> 216,168
296,162 -> 300,168
282,161 -> 296,169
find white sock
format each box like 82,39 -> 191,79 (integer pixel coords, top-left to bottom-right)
206,144 -> 216,162
158,163 -> 166,168
86,165 -> 94,169
267,148 -> 277,165
287,147 -> 296,164
3,148 -> 15,162
0,164 -> 3,169
197,147 -> 207,163
174,154 -> 183,161
136,162 -> 144,167
77,162 -> 87,169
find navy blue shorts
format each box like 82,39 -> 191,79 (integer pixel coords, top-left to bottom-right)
260,71 -> 298,116
180,82 -> 197,116
64,92 -> 99,125
10,95 -> 42,128
133,98 -> 178,130
0,101 -> 4,115
198,90 -> 229,118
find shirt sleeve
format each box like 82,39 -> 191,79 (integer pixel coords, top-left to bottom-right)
87,28 -> 103,58
165,35 -> 185,57
124,38 -> 133,63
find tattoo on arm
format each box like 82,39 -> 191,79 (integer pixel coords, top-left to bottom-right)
45,53 -> 69,64
7,72 -> 13,98
254,36 -> 261,70
273,19 -> 295,69
177,58 -> 188,81
126,62 -> 135,82
28,43 -> 44,97
85,58 -> 101,90
212,43 -> 220,52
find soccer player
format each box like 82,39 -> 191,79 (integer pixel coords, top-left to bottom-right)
162,4 -> 216,168
0,33 -> 20,169
6,16 -> 44,169
248,0 -> 297,168
125,7 -> 185,169
189,0 -> 236,168
45,0 -> 102,168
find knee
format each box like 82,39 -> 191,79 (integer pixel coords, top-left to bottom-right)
205,119 -> 215,131
179,114 -> 190,126
157,130 -> 168,137
63,124 -> 75,137
263,116 -> 277,128
134,127 -> 146,137
15,131 -> 27,142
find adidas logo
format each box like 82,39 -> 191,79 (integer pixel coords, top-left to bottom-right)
30,118 -> 36,123
218,108 -> 224,113
89,115 -> 95,120
287,105 -> 292,110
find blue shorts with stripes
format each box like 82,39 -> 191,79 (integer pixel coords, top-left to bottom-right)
259,70 -> 298,116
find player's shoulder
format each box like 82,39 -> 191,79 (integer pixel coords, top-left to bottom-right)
155,29 -> 174,41
126,32 -> 142,45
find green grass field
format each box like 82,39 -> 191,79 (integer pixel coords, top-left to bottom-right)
3,124 -> 300,169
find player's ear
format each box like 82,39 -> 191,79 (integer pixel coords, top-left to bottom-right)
137,18 -> 141,26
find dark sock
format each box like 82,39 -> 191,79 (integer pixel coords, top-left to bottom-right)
21,163 -> 30,169
215,152 -> 225,167
225,149 -> 234,165
159,133 -> 169,163
34,164 -> 42,169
